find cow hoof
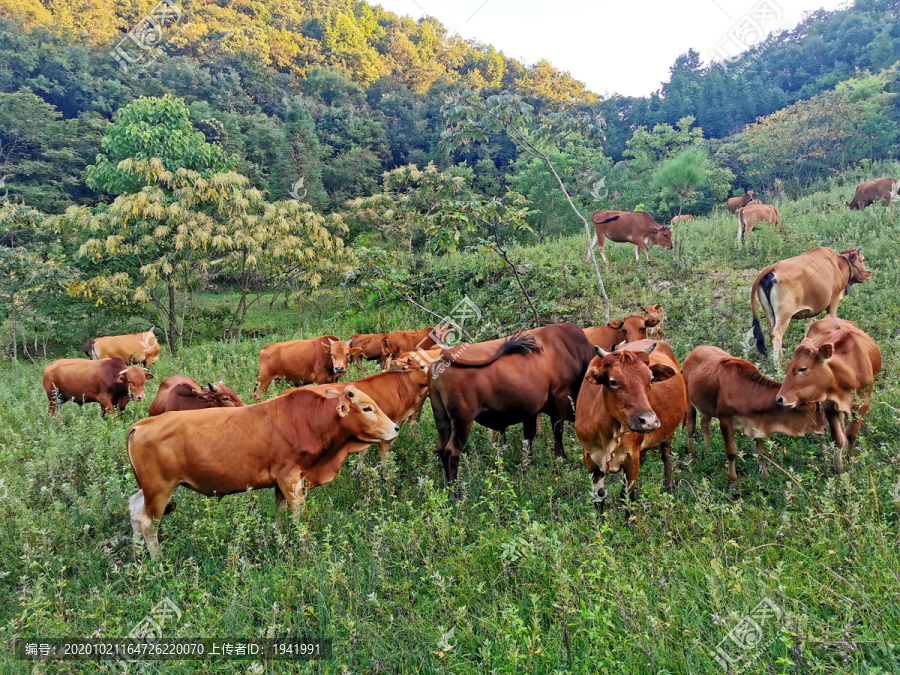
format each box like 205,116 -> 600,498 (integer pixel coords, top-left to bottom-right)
728,480 -> 738,491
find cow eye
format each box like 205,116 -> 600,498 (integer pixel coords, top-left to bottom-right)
608,379 -> 619,388
798,367 -> 808,374
363,406 -> 373,412
640,328 -> 646,333
221,397 -> 230,402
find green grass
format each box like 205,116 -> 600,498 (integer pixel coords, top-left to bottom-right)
2,165 -> 900,673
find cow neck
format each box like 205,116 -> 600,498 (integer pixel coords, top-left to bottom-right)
839,254 -> 862,293
281,392 -> 350,455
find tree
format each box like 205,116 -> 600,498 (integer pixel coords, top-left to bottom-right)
443,91 -> 611,321
86,95 -> 237,196
653,147 -> 708,263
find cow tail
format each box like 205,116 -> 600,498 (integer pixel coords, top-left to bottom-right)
444,333 -> 543,368
750,267 -> 774,356
126,424 -> 176,516
738,208 -> 745,241
82,338 -> 95,358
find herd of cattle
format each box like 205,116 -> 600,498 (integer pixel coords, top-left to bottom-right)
35,180 -> 892,556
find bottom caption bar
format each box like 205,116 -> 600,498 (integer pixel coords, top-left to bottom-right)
16,639 -> 332,661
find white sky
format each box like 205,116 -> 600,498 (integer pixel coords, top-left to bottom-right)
374,0 -> 851,96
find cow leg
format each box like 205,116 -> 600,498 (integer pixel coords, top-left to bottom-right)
274,487 -> 288,532
354,445 -> 371,475
130,487 -> 170,557
720,419 -> 739,490
444,420 -> 473,485
685,404 -> 697,459
254,375 -> 272,403
378,441 -> 391,473
620,448 -> 641,525
590,467 -> 606,514
277,473 -> 306,517
522,416 -> 538,456
824,403 -> 848,473
661,441 -> 674,494
770,316 -> 791,368
596,235 -> 608,264
701,414 -> 713,452
755,439 -> 770,480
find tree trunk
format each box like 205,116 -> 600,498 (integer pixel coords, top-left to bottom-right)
168,281 -> 178,356
11,298 -> 18,381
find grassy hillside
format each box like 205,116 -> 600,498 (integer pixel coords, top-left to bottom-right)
1,166 -> 899,673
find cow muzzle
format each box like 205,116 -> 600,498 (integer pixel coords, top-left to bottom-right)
333,366 -> 346,374
628,411 -> 660,433
134,394 -> 146,401
775,395 -> 796,409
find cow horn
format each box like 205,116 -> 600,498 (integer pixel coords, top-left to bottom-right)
218,377 -> 224,383
643,342 -> 657,355
594,346 -> 610,358
118,369 -> 128,376
208,382 -> 218,393
855,245 -> 862,252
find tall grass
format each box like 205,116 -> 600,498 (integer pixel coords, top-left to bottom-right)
1,165 -> 899,673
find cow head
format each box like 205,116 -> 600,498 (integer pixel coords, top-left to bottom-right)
584,343 -> 677,434
431,324 -> 451,345
648,226 -> 674,250
321,337 -> 351,374
380,337 -> 394,370
643,304 -> 664,325
328,386 -> 400,443
621,314 -> 652,342
839,247 -> 872,285
775,339 -> 834,409
184,380 -> 244,408
746,190 -> 756,199
117,366 -> 153,401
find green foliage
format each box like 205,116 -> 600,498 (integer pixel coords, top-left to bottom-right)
85,95 -> 238,196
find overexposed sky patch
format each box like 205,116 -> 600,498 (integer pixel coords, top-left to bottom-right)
375,0 -> 851,96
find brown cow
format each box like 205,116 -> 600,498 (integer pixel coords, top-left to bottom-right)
670,214 -> 695,225
149,376 -> 245,416
574,341 -> 685,519
255,335 -> 351,401
776,316 -> 881,473
348,333 -> 388,368
344,356 -> 432,472
84,330 -> 161,368
725,190 -> 756,213
127,384 -> 400,555
381,325 -> 450,369
642,304 -> 665,340
738,203 -> 780,241
588,211 -> 673,264
583,322 -> 627,351
430,323 -> 596,483
849,178 -> 898,210
43,357 -> 153,416
750,246 -> 872,365
683,346 -> 826,489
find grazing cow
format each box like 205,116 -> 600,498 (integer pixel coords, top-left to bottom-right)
588,211 -> 673,264
430,323 -> 596,483
750,246 -> 872,365
43,358 -> 153,416
149,376 -> 245,416
670,214 -> 695,226
776,316 -> 881,473
127,385 -> 400,555
348,333 -> 388,368
574,341 -> 685,518
381,326 -> 450,369
738,203 -> 780,241
849,178 -> 898,210
725,190 -> 756,213
255,335 -> 351,401
84,330 -> 161,368
347,356 -> 432,472
642,304 -> 666,340
683,346 -> 826,489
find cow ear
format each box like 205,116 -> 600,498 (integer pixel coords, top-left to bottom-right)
607,320 -> 623,330
816,343 -> 834,361
650,364 -> 677,383
116,369 -> 128,383
585,366 -> 607,386
322,341 -> 333,353
336,400 -> 351,417
325,388 -> 341,398
143,370 -> 154,379
650,227 -> 660,233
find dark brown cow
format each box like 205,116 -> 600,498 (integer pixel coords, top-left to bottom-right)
149,376 -> 245,416
430,323 -> 596,482
43,357 -> 153,416
381,325 -> 450,369
588,211 -> 673,264
849,178 -> 898,210
84,330 -> 161,368
255,335 -> 351,401
776,316 -> 881,473
127,384 -> 400,555
574,341 -> 685,518
750,246 -> 872,366
683,346 -> 826,488
725,190 -> 756,214
348,333 -> 388,367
